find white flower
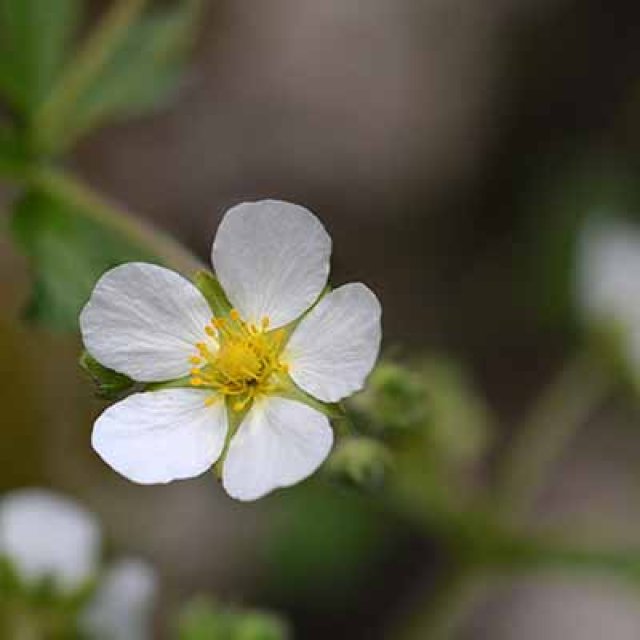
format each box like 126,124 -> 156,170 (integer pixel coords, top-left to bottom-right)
0,489 -> 157,640
81,559 -> 158,640
80,200 -> 382,501
0,489 -> 100,593
576,216 -> 640,366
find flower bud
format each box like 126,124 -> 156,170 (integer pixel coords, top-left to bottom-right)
325,436 -> 392,489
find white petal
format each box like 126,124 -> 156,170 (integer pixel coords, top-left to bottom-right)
92,389 -> 227,484
285,283 -> 382,402
222,397 -> 333,501
82,559 -> 157,640
0,489 -> 100,592
80,263 -> 212,382
576,218 -> 640,328
211,200 -> 331,328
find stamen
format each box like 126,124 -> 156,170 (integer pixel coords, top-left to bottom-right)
191,308 -> 288,409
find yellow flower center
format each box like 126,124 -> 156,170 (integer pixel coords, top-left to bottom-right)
189,309 -> 289,411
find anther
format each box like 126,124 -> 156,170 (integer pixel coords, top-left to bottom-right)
261,316 -> 270,330
230,309 -> 241,322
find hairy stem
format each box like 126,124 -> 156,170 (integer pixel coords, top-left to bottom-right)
498,351 -> 611,520
30,166 -> 205,275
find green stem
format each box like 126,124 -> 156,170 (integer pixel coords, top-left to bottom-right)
32,0 -> 149,153
30,166 -> 205,275
392,351 -> 613,638
498,351 -> 611,520
394,568 -> 491,640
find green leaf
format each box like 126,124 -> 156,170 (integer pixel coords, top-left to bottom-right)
10,189 -> 155,331
0,0 -> 83,114
62,0 -> 202,147
79,351 -> 138,400
0,124 -> 28,177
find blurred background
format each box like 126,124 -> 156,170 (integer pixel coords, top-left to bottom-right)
3,0 -> 640,637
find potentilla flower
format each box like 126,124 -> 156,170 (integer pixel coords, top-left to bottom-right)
80,200 -> 382,501
0,489 -> 157,640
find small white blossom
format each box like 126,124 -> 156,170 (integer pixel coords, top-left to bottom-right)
81,559 -> 158,640
80,200 -> 382,500
0,489 -> 157,640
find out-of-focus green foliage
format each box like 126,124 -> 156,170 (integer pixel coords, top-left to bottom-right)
39,0 -> 203,153
265,484 -> 396,611
0,557 -> 92,639
0,0 -> 83,115
0,0 -> 205,333
177,598 -> 290,640
0,124 -> 29,176
10,189 -> 153,330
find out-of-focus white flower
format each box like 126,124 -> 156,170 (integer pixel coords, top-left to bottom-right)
80,200 -> 382,501
81,559 -> 158,640
0,489 -> 100,593
0,489 -> 157,639
576,217 -> 640,367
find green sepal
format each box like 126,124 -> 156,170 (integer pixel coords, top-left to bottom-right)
145,376 -> 191,392
212,400 -> 249,481
194,269 -> 232,318
79,350 -> 138,400
276,378 -> 344,421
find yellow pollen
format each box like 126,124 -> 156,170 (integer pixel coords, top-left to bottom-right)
188,311 -> 287,410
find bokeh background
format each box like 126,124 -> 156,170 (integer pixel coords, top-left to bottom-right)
3,0 -> 640,637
